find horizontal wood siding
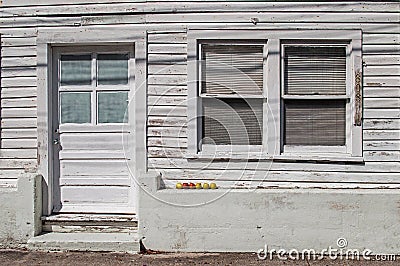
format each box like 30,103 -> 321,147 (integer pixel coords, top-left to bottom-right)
145,1 -> 400,188
0,27 -> 37,186
0,1 -> 399,188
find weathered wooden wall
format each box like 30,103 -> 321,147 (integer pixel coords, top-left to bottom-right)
0,1 -> 399,188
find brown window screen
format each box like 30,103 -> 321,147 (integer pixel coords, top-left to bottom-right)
284,46 -> 347,95
284,100 -> 346,146
201,44 -> 263,96
202,98 -> 263,145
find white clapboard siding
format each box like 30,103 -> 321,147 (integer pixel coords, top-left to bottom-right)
1,0 -> 144,7
148,105 -> 187,117
148,126 -> 187,138
363,34 -> 400,45
364,66 -> 400,76
1,97 -> 37,108
364,119 -> 400,130
1,57 -> 36,68
363,54 -> 400,65
148,158 -> 400,172
2,2 -> 399,14
148,95 -> 187,106
1,128 -> 37,139
59,186 -> 129,204
364,98 -> 400,108
364,109 -> 400,119
2,67 -> 37,78
1,46 -> 37,57
148,147 -> 187,158
148,85 -> 188,96
161,179 -> 400,189
1,87 -> 37,98
1,118 -> 37,128
364,76 -> 400,87
0,149 -> 37,159
148,116 -> 187,127
60,133 -> 128,151
1,76 -> 37,87
0,169 -> 27,179
148,44 -> 187,54
148,64 -> 187,75
364,140 -> 400,151
148,32 -> 187,43
363,44 -> 400,54
365,151 -> 400,162
59,151 -> 126,160
364,87 -> 400,98
0,16 -> 81,28
0,158 -> 36,169
147,74 -> 187,86
364,130 -> 400,141
60,177 -> 130,186
148,137 -> 188,148
60,160 -> 129,176
1,107 -> 37,118
148,54 -> 187,65
145,12 -> 400,24
1,139 -> 37,149
0,28 -> 37,37
1,37 -> 36,47
1,1 -> 399,188
157,169 -> 400,183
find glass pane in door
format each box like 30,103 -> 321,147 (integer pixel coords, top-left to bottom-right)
98,91 -> 128,123
60,92 -> 91,124
60,54 -> 92,86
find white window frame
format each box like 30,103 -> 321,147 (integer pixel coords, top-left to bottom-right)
280,42 -> 350,155
54,45 -> 134,129
198,40 -> 267,154
187,29 -> 362,159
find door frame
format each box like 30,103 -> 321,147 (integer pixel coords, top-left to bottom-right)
51,45 -> 136,213
37,27 -> 147,215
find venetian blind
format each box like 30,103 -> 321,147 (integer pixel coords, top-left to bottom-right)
202,98 -> 263,145
201,44 -> 263,96
284,46 -> 347,95
284,100 -> 346,146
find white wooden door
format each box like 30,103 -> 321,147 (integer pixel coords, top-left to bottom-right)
52,46 -> 136,214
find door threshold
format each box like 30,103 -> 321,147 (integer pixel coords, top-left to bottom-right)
41,214 -> 138,234
42,213 -> 137,223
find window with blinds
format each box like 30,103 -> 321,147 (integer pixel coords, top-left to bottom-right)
283,45 -> 347,147
202,98 -> 263,145
200,44 -> 264,145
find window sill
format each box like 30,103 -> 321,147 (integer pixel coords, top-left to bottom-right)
185,153 -> 365,164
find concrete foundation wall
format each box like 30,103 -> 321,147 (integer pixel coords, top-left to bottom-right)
139,173 -> 400,254
0,175 -> 42,248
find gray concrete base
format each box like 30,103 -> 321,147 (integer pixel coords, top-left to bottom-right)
139,172 -> 400,254
0,175 -> 42,248
28,232 -> 140,253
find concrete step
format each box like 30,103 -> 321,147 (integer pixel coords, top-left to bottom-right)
28,232 -> 140,253
42,214 -> 138,233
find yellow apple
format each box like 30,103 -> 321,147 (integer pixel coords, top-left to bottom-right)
210,183 -> 217,189
195,183 -> 202,189
176,182 -> 183,189
203,183 -> 210,189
